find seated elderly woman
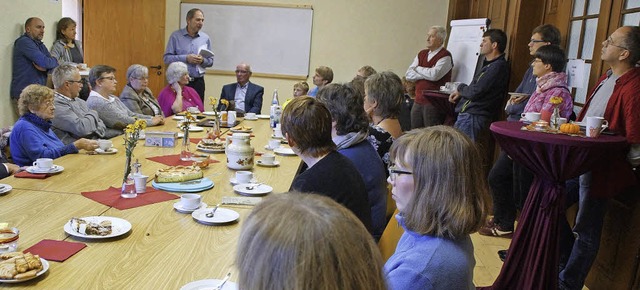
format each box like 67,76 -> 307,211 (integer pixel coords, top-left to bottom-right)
384,126 -> 490,289
120,64 -> 164,117
86,65 -> 163,130
317,83 -> 387,241
236,193 -> 386,290
10,84 -> 98,166
364,71 -> 404,169
157,62 -> 204,116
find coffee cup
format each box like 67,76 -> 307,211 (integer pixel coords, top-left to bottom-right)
33,158 -> 53,170
227,111 -> 237,125
268,139 -> 281,150
98,139 -> 113,151
187,106 -> 199,114
180,194 -> 202,210
236,171 -> 253,184
246,112 -> 256,119
557,118 -> 567,126
261,154 -> 276,165
78,63 -> 88,70
521,112 -> 541,122
586,116 -> 609,138
133,175 -> 148,193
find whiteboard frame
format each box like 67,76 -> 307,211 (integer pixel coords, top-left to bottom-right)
180,0 -> 313,80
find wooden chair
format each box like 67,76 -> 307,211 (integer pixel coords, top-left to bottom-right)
378,208 -> 404,262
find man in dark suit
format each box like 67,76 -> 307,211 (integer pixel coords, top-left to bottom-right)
218,63 -> 264,114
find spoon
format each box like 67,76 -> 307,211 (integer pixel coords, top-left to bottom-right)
205,203 -> 221,218
214,272 -> 231,290
245,183 -> 263,190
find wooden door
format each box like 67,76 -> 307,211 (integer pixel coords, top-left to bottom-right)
83,0 -> 166,96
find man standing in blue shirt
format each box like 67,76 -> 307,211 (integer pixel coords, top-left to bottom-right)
164,8 -> 214,102
10,17 -> 59,115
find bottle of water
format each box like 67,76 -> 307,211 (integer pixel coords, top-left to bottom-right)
271,89 -> 279,106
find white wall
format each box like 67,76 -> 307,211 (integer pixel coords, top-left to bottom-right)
0,0 -> 62,128
165,0 -> 450,114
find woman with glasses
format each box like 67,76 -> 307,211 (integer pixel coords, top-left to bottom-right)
384,126 -> 490,290
86,65 -> 163,130
10,84 -> 98,166
158,62 -> 204,117
120,64 -> 163,117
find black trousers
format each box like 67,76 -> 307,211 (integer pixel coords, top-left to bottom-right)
187,77 -> 205,102
488,150 -> 534,230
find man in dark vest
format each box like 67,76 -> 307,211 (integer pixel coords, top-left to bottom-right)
405,25 -> 453,129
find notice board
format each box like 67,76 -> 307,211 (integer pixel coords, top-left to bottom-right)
446,18 -> 490,84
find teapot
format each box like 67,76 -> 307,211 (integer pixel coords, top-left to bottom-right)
226,133 -> 254,170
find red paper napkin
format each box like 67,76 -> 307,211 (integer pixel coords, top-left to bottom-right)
24,239 -> 86,262
190,138 -> 203,144
146,154 -> 220,167
81,186 -> 179,210
14,171 -> 49,179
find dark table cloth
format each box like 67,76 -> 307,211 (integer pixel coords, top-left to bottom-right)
422,90 -> 457,126
480,121 -> 635,290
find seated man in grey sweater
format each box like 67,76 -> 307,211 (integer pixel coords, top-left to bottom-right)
51,64 -> 122,144
86,65 -> 164,130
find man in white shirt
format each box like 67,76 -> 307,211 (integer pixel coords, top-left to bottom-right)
218,63 -> 264,114
405,25 -> 453,129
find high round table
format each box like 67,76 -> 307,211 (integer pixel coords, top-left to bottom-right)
481,121 -> 636,290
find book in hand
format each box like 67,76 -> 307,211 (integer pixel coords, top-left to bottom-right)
198,48 -> 215,58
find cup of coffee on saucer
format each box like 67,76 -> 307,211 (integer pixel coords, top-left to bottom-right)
236,171 -> 253,184
98,139 -> 113,151
268,139 -> 281,150
33,158 -> 53,170
245,112 -> 256,119
521,112 -> 541,122
260,154 -> 276,165
180,194 -> 202,210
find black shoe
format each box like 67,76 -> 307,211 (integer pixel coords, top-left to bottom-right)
498,249 -> 508,261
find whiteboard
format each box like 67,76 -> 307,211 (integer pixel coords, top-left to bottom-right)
446,18 -> 489,84
180,2 -> 313,78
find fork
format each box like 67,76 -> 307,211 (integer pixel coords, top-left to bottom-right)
214,272 -> 231,290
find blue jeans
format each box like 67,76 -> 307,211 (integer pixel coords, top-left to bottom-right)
453,113 -> 491,143
559,172 -> 608,290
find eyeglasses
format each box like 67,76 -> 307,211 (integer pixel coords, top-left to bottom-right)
66,79 -> 84,85
529,39 -> 547,44
134,76 -> 149,81
604,36 -> 628,50
99,76 -> 117,81
235,70 -> 249,74
388,165 -> 412,182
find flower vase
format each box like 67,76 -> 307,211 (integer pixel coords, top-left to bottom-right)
550,106 -> 560,129
121,157 -> 137,198
180,127 -> 192,161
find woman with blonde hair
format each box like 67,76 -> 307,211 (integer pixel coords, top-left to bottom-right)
10,84 -> 98,166
236,193 -> 387,290
385,126 -> 490,289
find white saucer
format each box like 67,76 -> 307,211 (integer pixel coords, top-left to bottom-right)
172,115 -> 185,120
173,201 -> 207,214
273,147 -> 296,156
270,134 -> 285,139
244,117 -> 258,121
263,145 -> 280,151
257,160 -> 280,167
95,148 -> 118,154
180,279 -> 238,290
192,208 -> 240,225
0,184 -> 13,195
256,114 -> 270,119
229,177 -> 258,185
188,126 -> 204,132
233,183 -> 273,196
202,111 -> 218,116
26,165 -> 64,174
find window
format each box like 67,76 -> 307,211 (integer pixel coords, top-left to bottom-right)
567,0 -> 601,106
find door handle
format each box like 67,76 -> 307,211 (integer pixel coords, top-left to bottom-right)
150,65 -> 162,70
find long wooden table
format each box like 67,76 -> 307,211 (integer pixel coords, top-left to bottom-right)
0,117 -> 300,288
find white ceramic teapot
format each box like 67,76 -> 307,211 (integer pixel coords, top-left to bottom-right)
226,133 -> 254,170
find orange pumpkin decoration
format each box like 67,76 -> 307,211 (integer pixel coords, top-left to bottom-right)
559,123 -> 580,134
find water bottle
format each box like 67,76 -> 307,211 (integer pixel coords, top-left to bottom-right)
270,105 -> 281,128
271,89 -> 280,106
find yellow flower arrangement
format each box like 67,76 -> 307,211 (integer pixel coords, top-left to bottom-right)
122,119 -> 147,184
180,112 -> 197,131
549,96 -> 563,105
209,96 -> 217,112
